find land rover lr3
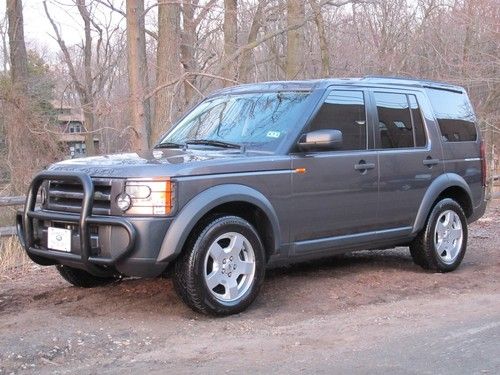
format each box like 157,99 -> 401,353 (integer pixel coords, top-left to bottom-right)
17,77 -> 487,316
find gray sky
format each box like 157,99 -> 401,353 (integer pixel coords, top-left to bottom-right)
1,1 -> 82,54
1,0 -> 128,61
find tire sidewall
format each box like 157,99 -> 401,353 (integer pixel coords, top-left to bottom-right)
191,216 -> 266,315
425,198 -> 468,272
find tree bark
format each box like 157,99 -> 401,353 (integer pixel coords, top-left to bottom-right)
6,0 -> 28,91
180,0 -> 197,107
76,0 -> 96,155
238,0 -> 265,83
285,0 -> 305,79
153,1 -> 182,141
221,0 -> 238,86
309,0 -> 330,77
126,0 -> 150,151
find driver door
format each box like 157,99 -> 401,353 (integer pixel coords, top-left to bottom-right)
290,89 -> 379,255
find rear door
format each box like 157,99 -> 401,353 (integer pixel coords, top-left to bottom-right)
371,89 -> 444,230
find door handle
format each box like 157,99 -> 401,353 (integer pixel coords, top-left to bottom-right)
354,161 -> 375,171
423,157 -> 439,166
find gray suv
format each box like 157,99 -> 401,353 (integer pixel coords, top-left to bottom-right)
17,77 -> 487,315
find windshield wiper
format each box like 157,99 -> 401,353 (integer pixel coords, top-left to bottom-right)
154,141 -> 185,149
185,139 -> 243,150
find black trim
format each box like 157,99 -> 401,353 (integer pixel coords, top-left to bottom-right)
19,171 -> 137,276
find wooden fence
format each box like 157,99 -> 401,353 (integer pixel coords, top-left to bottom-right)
0,196 -> 24,238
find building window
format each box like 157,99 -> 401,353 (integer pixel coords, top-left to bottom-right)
69,122 -> 83,133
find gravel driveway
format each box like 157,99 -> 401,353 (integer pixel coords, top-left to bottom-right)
1,200 -> 499,374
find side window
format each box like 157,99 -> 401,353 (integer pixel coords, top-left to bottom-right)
308,90 -> 366,151
374,92 -> 414,149
408,95 -> 426,147
425,88 -> 477,142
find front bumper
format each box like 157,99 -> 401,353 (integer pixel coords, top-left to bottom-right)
17,171 -> 171,278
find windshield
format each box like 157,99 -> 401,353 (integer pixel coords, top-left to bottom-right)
158,91 -> 311,152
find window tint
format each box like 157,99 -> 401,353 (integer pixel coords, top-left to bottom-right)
308,90 -> 366,151
408,95 -> 426,147
375,92 -> 414,148
425,88 -> 477,142
161,92 -> 311,152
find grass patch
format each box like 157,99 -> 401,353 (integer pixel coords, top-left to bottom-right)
0,205 -> 21,227
0,236 -> 30,275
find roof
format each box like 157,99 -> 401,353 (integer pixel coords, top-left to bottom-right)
50,100 -> 74,110
58,133 -> 99,143
211,76 -> 465,96
57,114 -> 85,122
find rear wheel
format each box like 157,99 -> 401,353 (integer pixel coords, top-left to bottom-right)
410,198 -> 468,272
173,216 -> 266,316
56,265 -> 119,288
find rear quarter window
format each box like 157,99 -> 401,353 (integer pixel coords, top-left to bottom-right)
425,88 -> 477,142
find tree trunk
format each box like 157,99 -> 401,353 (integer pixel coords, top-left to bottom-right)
126,0 -> 150,151
6,0 -> 28,90
153,1 -> 181,141
221,0 -> 238,86
76,0 -> 96,155
285,0 -> 305,79
238,0 -> 265,83
181,1 -> 196,107
461,0 -> 474,77
309,0 -> 330,77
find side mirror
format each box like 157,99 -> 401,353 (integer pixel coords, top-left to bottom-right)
298,129 -> 343,151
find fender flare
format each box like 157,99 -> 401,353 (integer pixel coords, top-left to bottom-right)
412,173 -> 472,234
156,184 -> 281,262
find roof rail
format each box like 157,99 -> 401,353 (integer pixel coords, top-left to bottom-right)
364,74 -> 418,81
362,75 -> 463,92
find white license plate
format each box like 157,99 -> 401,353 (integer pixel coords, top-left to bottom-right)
47,227 -> 72,252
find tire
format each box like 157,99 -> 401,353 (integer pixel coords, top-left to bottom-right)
173,215 -> 266,316
56,265 -> 119,288
410,198 -> 468,272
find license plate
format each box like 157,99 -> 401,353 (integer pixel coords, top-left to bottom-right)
47,227 -> 72,252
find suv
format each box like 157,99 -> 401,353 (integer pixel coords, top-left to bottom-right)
17,77 -> 487,315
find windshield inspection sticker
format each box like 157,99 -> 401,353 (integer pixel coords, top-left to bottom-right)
266,131 -> 281,138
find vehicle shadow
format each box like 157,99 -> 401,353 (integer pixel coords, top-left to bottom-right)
2,247 -> 422,320
265,247 -> 417,280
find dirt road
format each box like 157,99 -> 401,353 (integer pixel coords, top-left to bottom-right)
1,201 -> 499,374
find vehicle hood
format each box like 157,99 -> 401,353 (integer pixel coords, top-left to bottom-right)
47,149 -> 288,178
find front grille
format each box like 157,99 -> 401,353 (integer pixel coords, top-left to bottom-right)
46,178 -> 112,215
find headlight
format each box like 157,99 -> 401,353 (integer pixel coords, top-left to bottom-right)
120,179 -> 174,215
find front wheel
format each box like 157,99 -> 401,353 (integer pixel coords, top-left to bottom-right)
410,198 -> 468,272
173,216 -> 266,316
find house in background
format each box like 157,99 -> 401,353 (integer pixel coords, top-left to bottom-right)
51,101 -> 99,158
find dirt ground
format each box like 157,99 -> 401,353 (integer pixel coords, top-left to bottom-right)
0,201 -> 499,374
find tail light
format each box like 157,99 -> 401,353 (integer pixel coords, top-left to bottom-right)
480,140 -> 487,187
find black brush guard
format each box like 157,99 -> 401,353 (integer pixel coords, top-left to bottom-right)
17,171 -> 137,276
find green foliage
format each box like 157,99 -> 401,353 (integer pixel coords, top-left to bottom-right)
26,50 -> 56,114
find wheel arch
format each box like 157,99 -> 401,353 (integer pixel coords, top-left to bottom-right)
412,173 -> 473,234
156,184 -> 281,263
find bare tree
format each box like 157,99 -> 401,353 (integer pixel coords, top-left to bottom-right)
309,0 -> 330,77
238,0 -> 266,83
44,0 -> 98,155
153,0 -> 182,141
126,0 -> 151,151
0,15 -> 8,73
285,0 -> 305,79
221,0 -> 238,85
4,0 -> 61,192
6,0 -> 28,89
